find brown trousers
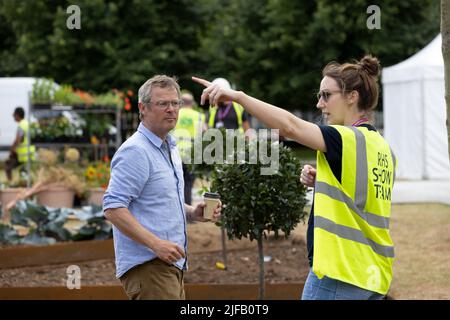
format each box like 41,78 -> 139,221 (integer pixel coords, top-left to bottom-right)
5,152 -> 19,181
120,258 -> 185,300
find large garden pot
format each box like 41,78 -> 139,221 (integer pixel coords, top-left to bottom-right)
87,188 -> 105,206
0,188 -> 25,214
36,186 -> 75,208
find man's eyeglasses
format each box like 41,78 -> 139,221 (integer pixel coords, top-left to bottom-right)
149,100 -> 183,109
316,90 -> 343,102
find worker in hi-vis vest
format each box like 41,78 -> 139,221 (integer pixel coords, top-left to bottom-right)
193,54 -> 397,300
207,78 -> 250,134
172,91 -> 206,205
5,107 -> 36,181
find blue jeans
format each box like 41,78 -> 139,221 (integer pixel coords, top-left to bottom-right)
301,269 -> 385,300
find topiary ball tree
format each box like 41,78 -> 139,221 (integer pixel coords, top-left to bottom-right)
212,142 -> 307,299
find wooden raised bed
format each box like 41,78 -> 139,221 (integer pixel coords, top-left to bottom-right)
0,239 -> 260,268
0,239 -> 114,269
0,238 -> 306,300
0,283 -> 304,300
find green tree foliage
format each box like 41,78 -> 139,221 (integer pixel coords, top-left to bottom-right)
0,0 -> 205,93
0,7 -> 25,75
212,143 -> 307,241
211,142 -> 307,298
199,0 -> 440,110
0,0 -> 440,109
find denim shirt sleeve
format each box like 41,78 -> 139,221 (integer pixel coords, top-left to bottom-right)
103,144 -> 151,210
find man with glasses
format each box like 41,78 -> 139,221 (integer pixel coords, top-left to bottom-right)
172,91 -> 206,205
103,75 -> 221,300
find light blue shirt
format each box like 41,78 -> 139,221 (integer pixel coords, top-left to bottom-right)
103,122 -> 187,278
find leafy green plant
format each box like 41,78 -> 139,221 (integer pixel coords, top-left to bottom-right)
72,205 -> 112,241
94,91 -> 124,109
211,142 -> 307,299
0,223 -> 21,245
3,201 -> 111,245
31,78 -> 55,105
30,117 -> 83,142
53,85 -> 84,106
10,201 -> 72,244
81,114 -> 112,138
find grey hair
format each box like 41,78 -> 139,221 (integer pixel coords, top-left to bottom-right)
138,75 -> 181,105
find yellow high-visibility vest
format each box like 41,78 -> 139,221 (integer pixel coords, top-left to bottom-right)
16,119 -> 36,163
313,125 -> 397,295
208,102 -> 244,133
173,108 -> 205,162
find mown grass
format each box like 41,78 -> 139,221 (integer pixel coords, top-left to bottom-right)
389,203 -> 450,299
292,203 -> 450,299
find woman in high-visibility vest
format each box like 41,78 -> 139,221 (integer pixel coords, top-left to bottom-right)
193,55 -> 396,300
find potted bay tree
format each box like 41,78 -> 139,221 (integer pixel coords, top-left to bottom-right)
211,139 -> 307,299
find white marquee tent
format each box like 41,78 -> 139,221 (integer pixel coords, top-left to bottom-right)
382,34 -> 450,180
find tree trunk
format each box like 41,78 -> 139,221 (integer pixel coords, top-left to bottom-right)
221,226 -> 228,268
442,0 -> 450,158
257,235 -> 265,300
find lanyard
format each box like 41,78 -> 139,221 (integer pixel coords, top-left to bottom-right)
352,117 -> 369,127
217,102 -> 232,121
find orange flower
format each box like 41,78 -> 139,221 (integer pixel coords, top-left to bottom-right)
124,103 -> 131,111
75,89 -> 95,105
85,161 -> 110,188
127,90 -> 133,97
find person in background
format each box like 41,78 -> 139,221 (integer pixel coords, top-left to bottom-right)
5,107 -> 35,182
172,91 -> 206,205
207,78 -> 250,133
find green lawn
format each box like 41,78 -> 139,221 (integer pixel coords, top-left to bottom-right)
290,146 -> 316,164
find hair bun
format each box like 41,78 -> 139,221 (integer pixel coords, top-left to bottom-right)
358,55 -> 380,77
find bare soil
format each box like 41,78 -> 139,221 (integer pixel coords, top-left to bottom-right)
0,221 -> 310,287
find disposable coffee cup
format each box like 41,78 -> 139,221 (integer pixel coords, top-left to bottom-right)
203,192 -> 220,220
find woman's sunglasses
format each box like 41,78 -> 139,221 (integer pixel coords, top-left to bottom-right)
316,90 -> 343,102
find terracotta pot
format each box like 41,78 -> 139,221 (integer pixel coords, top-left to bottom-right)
36,186 -> 75,208
87,188 -> 105,206
0,188 -> 25,213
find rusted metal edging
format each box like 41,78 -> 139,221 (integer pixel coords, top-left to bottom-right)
0,283 -> 304,300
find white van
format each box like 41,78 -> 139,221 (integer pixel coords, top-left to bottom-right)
0,77 -> 38,161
